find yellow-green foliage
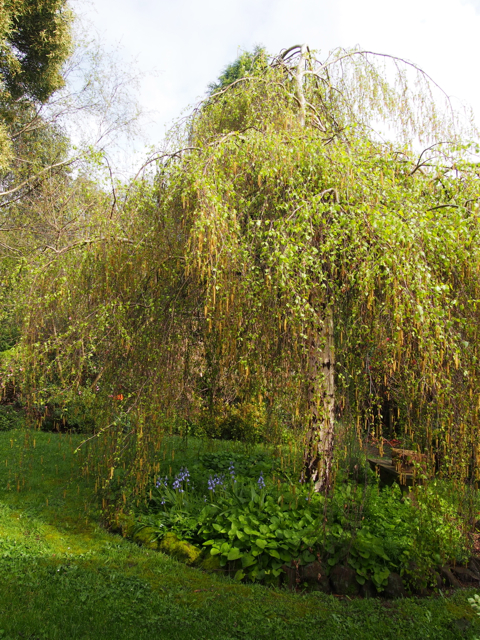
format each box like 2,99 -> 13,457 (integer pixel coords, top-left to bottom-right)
132,528 -> 202,563
196,399 -> 267,442
17,47 -> 480,512
0,122 -> 12,171
116,512 -> 135,537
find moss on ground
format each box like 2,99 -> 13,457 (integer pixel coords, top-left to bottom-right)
159,532 -> 202,564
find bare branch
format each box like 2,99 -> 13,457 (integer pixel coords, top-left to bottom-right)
0,158 -> 77,202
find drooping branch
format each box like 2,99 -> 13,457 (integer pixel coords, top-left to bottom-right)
295,44 -> 308,128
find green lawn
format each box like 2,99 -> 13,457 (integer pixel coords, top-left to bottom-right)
0,429 -> 478,640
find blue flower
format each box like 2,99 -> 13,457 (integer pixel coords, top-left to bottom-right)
155,475 -> 168,489
207,473 -> 225,492
257,473 -> 265,490
172,467 -> 190,491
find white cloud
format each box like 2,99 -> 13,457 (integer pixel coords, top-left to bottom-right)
337,0 -> 480,123
74,0 -> 343,142
72,0 -> 480,168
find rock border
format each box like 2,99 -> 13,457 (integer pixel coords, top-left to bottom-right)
118,515 -> 480,599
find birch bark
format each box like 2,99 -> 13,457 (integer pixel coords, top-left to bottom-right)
292,44 -> 336,492
302,304 -> 335,492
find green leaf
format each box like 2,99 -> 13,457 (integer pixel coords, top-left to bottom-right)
220,542 -> 230,554
302,550 -> 315,563
241,554 -> 257,568
255,538 -> 267,549
227,547 -> 243,561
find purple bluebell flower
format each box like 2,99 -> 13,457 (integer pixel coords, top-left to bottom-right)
207,473 -> 225,492
257,473 -> 265,490
156,475 -> 168,489
229,462 -> 236,481
172,467 -> 190,491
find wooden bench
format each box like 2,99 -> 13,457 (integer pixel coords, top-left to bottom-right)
367,457 -> 425,488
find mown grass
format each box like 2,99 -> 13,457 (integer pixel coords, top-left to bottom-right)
0,429 -> 478,640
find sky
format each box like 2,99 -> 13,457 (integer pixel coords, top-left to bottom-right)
72,0 -> 480,169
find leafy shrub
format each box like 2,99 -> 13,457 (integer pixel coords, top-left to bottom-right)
328,483 -> 468,589
198,451 -> 279,480
31,385 -> 96,433
185,399 -> 269,443
196,481 -> 321,582
0,405 -> 24,431
469,593 -> 480,616
34,403 -> 95,433
469,593 -> 480,640
136,453 -> 470,591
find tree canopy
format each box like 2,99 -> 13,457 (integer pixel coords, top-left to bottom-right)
0,0 -> 72,170
207,46 -> 267,94
16,45 -> 480,510
0,0 -> 72,103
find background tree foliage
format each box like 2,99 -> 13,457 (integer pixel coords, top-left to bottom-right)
207,46 -> 267,94
0,0 -> 72,102
0,4 -> 144,432
0,0 -> 72,168
0,0 -> 73,358
15,45 -> 480,511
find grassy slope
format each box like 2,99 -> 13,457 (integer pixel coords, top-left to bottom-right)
0,430 -> 478,640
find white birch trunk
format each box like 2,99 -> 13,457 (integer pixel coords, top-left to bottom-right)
292,44 -> 336,492
302,305 -> 336,492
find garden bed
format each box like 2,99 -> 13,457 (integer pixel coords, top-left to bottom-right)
124,439 -> 480,598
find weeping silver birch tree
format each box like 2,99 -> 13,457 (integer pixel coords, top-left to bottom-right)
179,44 -> 479,491
20,44 -> 480,505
